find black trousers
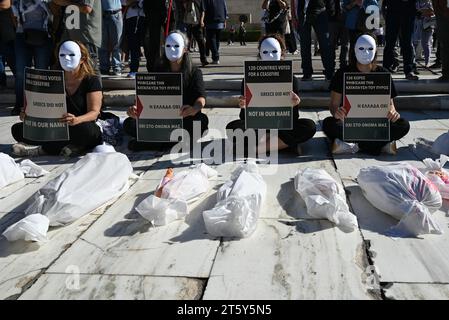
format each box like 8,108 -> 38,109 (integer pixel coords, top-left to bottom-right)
187,24 -> 207,63
11,121 -> 103,155
322,117 -> 410,155
145,18 -> 165,71
225,118 -> 316,150
123,112 -> 209,150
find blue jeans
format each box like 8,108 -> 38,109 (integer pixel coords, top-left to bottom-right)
206,28 -> 222,62
383,10 -> 415,75
298,11 -> 335,78
15,33 -> 52,109
99,11 -> 123,72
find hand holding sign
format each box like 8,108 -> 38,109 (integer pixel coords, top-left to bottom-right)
334,107 -> 347,121
61,113 -> 80,126
127,105 -> 138,119
180,105 -> 200,118
238,95 -> 246,109
387,105 -> 400,123
290,91 -> 300,107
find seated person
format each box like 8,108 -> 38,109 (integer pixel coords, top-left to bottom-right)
11,40 -> 103,157
124,30 -> 209,151
322,33 -> 410,156
226,34 -> 316,155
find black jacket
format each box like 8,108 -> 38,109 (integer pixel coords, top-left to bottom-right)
297,0 -> 336,23
202,0 -> 227,25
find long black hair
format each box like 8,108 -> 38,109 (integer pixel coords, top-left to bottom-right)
155,30 -> 194,85
349,31 -> 379,69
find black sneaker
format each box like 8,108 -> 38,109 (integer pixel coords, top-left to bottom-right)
405,73 -> 419,80
301,75 -> 313,81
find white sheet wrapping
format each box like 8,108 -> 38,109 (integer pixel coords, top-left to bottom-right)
0,152 -> 24,189
136,163 -> 217,226
3,152 -> 134,242
203,162 -> 267,238
294,168 -> 358,232
357,163 -> 443,237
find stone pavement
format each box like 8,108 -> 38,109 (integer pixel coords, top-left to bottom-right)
1,103 -> 449,300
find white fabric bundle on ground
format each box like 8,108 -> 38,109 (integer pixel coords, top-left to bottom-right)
203,162 -> 267,238
136,163 -> 217,226
0,152 -> 49,189
294,168 -> 358,232
423,155 -> 449,199
3,152 -> 134,242
358,163 -> 443,237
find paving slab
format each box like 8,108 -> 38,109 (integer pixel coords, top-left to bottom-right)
19,274 -> 204,300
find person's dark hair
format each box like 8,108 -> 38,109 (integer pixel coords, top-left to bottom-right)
155,30 -> 194,84
349,32 -> 379,69
257,33 -> 286,60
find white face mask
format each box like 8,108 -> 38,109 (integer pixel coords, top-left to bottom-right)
355,35 -> 377,65
259,38 -> 282,61
59,41 -> 82,72
165,33 -> 185,62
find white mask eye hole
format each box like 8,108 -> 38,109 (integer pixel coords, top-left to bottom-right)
166,44 -> 171,48
69,53 -> 75,56
59,54 -> 65,57
272,50 -> 278,54
262,50 -> 269,54
174,44 -> 180,48
359,47 -> 365,51
368,47 -> 374,51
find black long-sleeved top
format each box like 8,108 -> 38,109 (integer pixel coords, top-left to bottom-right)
297,0 -> 336,23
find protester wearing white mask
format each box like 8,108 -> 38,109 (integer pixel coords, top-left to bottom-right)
124,31 -> 209,152
11,41 -> 103,157
225,34 -> 317,155
322,33 -> 410,156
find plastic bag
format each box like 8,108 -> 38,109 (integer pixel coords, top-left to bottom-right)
135,195 -> 188,226
2,214 -> 49,242
136,164 -> 217,225
19,159 -> 50,178
357,163 -> 443,237
294,168 -> 358,232
0,152 -> 24,189
431,131 -> 449,156
423,155 -> 449,199
3,152 -> 134,242
203,162 -> 267,238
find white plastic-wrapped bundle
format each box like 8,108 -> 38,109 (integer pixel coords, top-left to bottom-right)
295,168 -> 358,232
423,155 -> 449,199
203,162 -> 267,238
136,163 -> 217,226
358,163 -> 443,237
3,152 -> 134,242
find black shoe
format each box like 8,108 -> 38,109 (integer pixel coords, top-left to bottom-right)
390,62 -> 400,73
10,106 -> 21,116
429,62 -> 441,69
301,75 -> 312,81
201,60 -> 209,67
405,73 -> 419,80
